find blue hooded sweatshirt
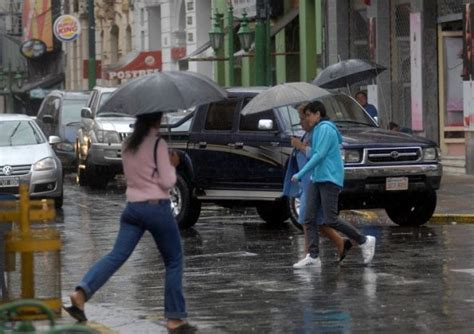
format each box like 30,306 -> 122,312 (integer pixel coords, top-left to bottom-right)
293,120 -> 344,188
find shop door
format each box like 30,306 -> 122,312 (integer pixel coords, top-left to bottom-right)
438,29 -> 465,157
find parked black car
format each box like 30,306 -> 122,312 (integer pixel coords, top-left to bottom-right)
35,90 -> 90,171
163,87 -> 442,229
88,86 -> 442,228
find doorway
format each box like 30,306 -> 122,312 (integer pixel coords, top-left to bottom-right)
438,28 -> 465,157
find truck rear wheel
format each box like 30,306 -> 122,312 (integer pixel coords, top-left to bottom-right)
385,190 -> 437,226
256,198 -> 291,225
172,174 -> 201,229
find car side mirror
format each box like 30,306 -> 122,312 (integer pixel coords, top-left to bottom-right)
49,136 -> 62,145
258,119 -> 274,130
42,115 -> 54,124
81,107 -> 93,119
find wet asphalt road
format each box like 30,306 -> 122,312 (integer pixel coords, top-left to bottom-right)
53,176 -> 474,333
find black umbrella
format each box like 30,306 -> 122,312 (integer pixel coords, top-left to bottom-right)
312,59 -> 386,89
98,71 -> 227,116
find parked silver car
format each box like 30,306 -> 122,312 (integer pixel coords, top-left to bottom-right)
0,114 -> 64,208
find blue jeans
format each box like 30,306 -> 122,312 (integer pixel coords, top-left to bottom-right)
304,182 -> 367,258
77,200 -> 187,319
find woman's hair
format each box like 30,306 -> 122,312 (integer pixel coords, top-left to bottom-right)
124,112 -> 163,153
304,100 -> 327,118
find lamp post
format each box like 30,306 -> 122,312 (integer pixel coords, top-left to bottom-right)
209,4 -> 254,87
0,64 -> 24,113
255,0 -> 271,86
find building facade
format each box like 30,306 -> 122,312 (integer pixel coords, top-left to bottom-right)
62,0 -> 473,174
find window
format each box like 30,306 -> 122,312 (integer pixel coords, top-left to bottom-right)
0,121 -> 43,146
204,99 -> 238,131
239,109 -> 276,131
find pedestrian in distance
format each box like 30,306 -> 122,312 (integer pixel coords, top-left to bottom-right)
291,101 -> 376,268
283,104 -> 352,261
64,112 -> 189,331
355,90 -> 378,120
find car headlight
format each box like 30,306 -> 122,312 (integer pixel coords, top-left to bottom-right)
55,142 -> 74,151
342,149 -> 362,163
95,130 -> 121,143
33,157 -> 56,171
423,147 -> 438,161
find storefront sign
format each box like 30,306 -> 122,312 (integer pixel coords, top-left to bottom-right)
54,15 -> 81,42
20,39 -> 47,59
109,69 -> 160,80
106,51 -> 162,80
22,0 -> 53,51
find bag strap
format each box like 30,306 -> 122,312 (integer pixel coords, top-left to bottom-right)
152,136 -> 161,177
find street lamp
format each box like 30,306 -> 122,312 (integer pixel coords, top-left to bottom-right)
0,64 -> 25,112
209,10 -> 224,52
209,4 -> 254,86
237,11 -> 253,52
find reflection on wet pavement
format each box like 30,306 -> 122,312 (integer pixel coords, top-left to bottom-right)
54,178 -> 474,333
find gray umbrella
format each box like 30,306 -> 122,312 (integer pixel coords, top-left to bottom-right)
98,71 -> 227,116
312,59 -> 386,89
240,82 -> 330,115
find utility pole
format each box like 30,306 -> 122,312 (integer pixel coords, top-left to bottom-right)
87,0 -> 96,90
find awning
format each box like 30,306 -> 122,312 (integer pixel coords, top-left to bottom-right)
182,7 -> 299,61
18,72 -> 65,94
105,50 -> 162,80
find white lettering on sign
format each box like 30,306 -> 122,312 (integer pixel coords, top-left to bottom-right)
108,69 -> 161,80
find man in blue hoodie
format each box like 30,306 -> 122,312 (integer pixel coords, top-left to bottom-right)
291,100 -> 376,268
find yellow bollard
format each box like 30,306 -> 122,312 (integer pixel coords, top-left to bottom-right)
0,183 -> 62,319
19,184 -> 34,299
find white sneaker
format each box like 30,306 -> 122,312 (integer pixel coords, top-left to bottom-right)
293,254 -> 321,269
360,236 -> 376,264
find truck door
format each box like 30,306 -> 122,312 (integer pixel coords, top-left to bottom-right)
231,102 -> 284,190
188,98 -> 239,190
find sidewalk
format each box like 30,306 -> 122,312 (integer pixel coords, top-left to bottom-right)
349,173 -> 474,224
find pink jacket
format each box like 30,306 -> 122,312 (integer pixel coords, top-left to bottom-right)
122,131 -> 176,202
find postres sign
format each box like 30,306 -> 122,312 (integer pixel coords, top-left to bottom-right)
107,51 -> 163,80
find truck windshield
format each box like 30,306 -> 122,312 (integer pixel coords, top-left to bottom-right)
320,94 -> 376,127
278,94 -> 376,132
278,105 -> 303,132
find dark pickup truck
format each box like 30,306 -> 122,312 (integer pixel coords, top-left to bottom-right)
165,87 -> 442,229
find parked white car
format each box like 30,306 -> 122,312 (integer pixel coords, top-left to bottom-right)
0,114 -> 64,208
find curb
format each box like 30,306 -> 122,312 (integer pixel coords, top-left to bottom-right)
348,210 -> 474,224
429,214 -> 474,224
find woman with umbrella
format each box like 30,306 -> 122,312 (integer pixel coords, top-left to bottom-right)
64,112 -> 188,330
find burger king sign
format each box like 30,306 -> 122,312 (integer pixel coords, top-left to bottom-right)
54,15 -> 81,42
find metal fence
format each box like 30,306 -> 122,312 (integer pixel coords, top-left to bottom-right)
438,0 -> 464,17
349,0 -> 369,61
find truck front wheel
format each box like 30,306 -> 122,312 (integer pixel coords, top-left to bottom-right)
385,190 -> 437,226
256,198 -> 291,225
171,175 -> 201,229
289,197 -> 303,230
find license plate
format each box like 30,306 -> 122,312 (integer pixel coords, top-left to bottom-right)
0,177 -> 19,188
386,177 -> 409,191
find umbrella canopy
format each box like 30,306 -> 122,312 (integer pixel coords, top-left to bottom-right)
98,71 -> 227,116
240,82 -> 330,115
312,59 -> 386,89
